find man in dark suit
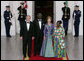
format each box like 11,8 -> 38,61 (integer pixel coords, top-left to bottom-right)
4,6 -> 13,37
73,5 -> 81,37
62,2 -> 70,36
17,2 -> 27,36
33,13 -> 45,56
20,15 -> 34,59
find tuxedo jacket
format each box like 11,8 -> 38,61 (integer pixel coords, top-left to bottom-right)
20,21 -> 34,41
62,7 -> 70,20
33,19 -> 45,37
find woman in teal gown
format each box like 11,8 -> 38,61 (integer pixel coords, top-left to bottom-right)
40,16 -> 54,57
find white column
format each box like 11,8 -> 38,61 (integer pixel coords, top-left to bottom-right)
53,1 -> 56,24
55,1 -> 65,22
68,1 -> 74,34
9,1 -> 16,36
27,1 -> 34,21
12,1 -> 21,34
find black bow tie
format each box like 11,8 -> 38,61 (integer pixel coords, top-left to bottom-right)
27,22 -> 30,23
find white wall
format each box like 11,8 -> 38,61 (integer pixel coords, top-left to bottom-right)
1,1 -> 83,36
55,1 -> 83,35
1,1 -> 34,36
11,1 -> 34,34
27,1 -> 34,21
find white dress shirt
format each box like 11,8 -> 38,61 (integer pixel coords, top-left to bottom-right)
38,19 -> 42,29
26,21 -> 30,31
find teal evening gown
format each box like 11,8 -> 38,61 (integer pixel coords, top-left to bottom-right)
40,24 -> 54,57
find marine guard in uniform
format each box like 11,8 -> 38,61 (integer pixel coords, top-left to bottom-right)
17,2 -> 27,36
62,2 -> 70,36
4,6 -> 13,37
73,5 -> 81,37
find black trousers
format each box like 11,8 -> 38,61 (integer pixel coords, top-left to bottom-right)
19,20 -> 25,35
4,21 -> 11,36
23,38 -> 32,57
34,35 -> 43,56
74,21 -> 80,36
63,20 -> 69,35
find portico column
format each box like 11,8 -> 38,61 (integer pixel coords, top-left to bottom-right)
27,1 -> 34,21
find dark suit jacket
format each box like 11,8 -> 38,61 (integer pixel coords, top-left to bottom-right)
20,21 -> 34,41
33,19 -> 45,38
17,6 -> 27,21
62,7 -> 70,20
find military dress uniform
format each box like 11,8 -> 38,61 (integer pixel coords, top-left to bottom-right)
4,7 -> 13,37
62,6 -> 70,35
73,9 -> 81,37
17,6 -> 27,35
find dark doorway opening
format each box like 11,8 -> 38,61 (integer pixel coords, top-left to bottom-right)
35,1 -> 53,23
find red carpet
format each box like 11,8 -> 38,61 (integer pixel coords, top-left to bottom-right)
23,39 -> 69,60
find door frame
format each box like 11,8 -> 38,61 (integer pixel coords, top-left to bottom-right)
32,1 -> 56,24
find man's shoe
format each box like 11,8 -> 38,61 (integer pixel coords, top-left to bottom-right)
6,36 -> 11,37
65,33 -> 67,36
9,35 -> 12,37
7,35 -> 11,37
74,35 -> 79,37
24,56 -> 29,60
74,35 -> 76,37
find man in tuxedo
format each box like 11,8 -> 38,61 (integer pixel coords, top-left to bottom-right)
73,5 -> 81,37
17,2 -> 27,36
20,15 -> 34,59
33,13 -> 45,56
62,2 -> 70,36
4,6 -> 13,37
